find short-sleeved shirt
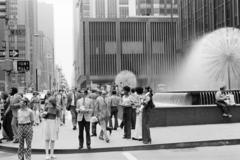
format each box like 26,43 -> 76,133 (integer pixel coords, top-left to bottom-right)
10,94 -> 22,118
215,91 -> 226,101
109,95 -> 121,107
121,95 -> 132,107
18,108 -> 34,124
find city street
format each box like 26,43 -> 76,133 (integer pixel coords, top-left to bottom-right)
1,145 -> 240,160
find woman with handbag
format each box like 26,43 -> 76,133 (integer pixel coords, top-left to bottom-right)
132,87 -> 144,141
142,87 -> 155,144
42,96 -> 60,160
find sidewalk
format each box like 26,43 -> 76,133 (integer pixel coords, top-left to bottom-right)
1,112 -> 240,153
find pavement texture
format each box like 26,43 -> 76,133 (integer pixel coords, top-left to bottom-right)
1,112 -> 240,153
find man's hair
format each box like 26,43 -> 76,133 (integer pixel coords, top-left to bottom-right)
112,90 -> 117,95
135,87 -> 143,95
123,86 -> 130,92
131,88 -> 136,93
84,90 -> 88,95
11,87 -> 18,95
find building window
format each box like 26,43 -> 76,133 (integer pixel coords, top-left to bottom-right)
122,42 -> 143,54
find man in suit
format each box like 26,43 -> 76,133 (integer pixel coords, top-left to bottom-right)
67,88 -> 80,130
95,90 -> 111,143
76,90 -> 93,150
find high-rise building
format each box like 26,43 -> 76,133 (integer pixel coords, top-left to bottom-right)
178,0 -> 240,89
0,0 -> 38,92
79,0 -> 178,19
136,0 -> 178,17
74,0 -> 180,89
178,0 -> 240,52
38,2 -> 55,90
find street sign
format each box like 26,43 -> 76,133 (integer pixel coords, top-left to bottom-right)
10,29 -> 26,36
0,50 -> 19,57
0,59 -> 13,72
17,60 -> 30,72
9,50 -> 19,57
0,50 -> 5,57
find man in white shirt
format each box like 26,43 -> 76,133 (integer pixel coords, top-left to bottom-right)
76,90 -> 93,150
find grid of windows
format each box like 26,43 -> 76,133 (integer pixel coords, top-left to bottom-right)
83,19 -> 178,78
179,0 -> 240,49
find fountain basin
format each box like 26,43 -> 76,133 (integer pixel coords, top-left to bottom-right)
150,90 -> 240,127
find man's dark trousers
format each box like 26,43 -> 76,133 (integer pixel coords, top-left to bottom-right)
78,116 -> 90,147
123,107 -> 132,138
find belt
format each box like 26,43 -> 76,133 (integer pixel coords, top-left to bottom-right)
19,123 -> 31,126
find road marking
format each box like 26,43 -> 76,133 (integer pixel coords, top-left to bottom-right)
122,152 -> 138,160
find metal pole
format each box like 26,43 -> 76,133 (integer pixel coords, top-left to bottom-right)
49,74 -> 51,91
4,18 -> 9,92
36,68 -> 38,91
228,64 -> 231,90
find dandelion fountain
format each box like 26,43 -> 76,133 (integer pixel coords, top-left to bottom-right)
151,28 -> 240,126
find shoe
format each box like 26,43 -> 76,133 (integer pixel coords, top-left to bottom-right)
13,139 -> 19,143
222,113 -> 228,117
78,146 -> 83,150
120,123 -> 124,129
87,145 -> 91,150
143,139 -> 152,144
99,137 -> 104,140
105,139 -> 110,143
45,155 -> 50,160
228,114 -> 232,118
50,155 -> 56,159
73,126 -> 77,130
138,138 -> 143,141
123,136 -> 130,139
132,137 -> 138,140
107,127 -> 112,135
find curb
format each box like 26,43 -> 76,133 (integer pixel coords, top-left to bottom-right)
1,139 -> 240,154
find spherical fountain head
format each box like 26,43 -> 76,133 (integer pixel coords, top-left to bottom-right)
171,27 -> 240,91
115,70 -> 137,89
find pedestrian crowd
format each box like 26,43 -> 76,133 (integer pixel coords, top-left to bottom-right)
0,84 -> 155,160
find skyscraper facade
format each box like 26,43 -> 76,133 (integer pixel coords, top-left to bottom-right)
179,0 -> 240,50
79,0 -> 178,19
74,0 -> 180,88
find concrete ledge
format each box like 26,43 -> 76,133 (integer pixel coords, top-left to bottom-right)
1,139 -> 240,154
150,105 -> 240,127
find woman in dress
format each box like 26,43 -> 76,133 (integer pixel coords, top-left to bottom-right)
132,87 -> 144,141
42,96 -> 60,160
142,86 -> 155,144
17,97 -> 34,160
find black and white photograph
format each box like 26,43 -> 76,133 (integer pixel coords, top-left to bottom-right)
0,0 -> 240,159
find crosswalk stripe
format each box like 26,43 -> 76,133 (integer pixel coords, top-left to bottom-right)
122,152 -> 138,160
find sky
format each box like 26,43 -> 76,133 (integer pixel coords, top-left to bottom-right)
38,0 -> 74,88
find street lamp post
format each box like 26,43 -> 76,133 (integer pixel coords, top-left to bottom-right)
36,68 -> 38,91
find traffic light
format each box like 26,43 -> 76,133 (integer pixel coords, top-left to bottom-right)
0,0 -> 6,19
17,60 -> 30,72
